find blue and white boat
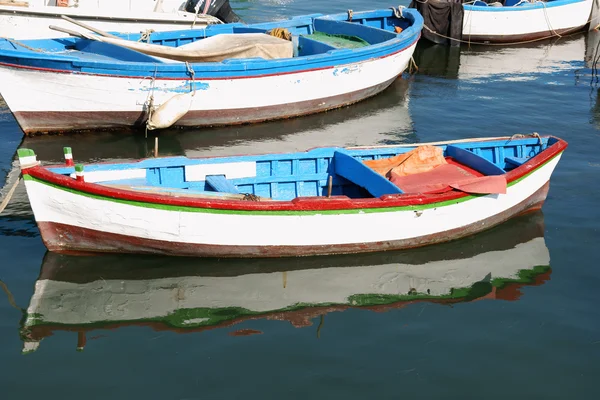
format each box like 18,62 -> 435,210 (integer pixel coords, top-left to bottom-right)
16,133 -> 566,257
413,0 -> 594,45
0,7 -> 423,135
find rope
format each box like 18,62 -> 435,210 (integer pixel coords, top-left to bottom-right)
242,193 -> 260,201
0,279 -> 21,311
1,37 -> 43,53
0,176 -> 21,215
539,0 -> 561,38
267,28 -> 292,41
424,19 -> 588,47
185,61 -> 196,95
507,132 -> 544,145
390,5 -> 405,19
138,29 -> 155,43
408,56 -> 419,74
144,66 -> 158,138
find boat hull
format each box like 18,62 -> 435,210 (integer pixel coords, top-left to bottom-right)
1,41 -> 417,135
462,0 -> 593,44
0,6 -> 219,40
23,153 -> 561,257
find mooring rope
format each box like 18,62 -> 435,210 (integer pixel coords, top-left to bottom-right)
0,279 -> 21,311
0,176 -> 21,215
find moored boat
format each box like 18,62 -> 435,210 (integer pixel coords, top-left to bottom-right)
0,0 -> 239,40
19,211 -> 551,353
410,0 -> 595,45
16,133 -> 566,257
0,7 -> 423,135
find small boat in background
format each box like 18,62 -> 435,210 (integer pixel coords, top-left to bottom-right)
0,0 -> 240,40
0,7 -> 423,135
20,211 -> 551,353
410,0 -> 595,45
17,133 -> 566,257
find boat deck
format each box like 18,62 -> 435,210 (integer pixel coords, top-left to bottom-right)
45,137 -> 552,201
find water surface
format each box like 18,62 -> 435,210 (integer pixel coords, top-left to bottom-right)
1,1 -> 599,398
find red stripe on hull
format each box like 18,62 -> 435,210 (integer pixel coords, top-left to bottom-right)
15,76 -> 399,135
37,182 -> 550,257
463,25 -> 587,44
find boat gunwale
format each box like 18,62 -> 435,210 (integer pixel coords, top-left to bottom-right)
0,9 -> 424,78
463,0 -> 590,12
0,5 -> 222,24
20,136 -> 568,213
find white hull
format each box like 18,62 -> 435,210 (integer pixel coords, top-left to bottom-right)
463,0 -> 594,42
23,154 -> 559,251
0,1 -> 220,39
0,41 -> 417,133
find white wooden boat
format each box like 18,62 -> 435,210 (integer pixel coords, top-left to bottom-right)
0,8 -> 422,135
0,0 -> 239,40
16,134 -> 566,257
412,0 -> 595,45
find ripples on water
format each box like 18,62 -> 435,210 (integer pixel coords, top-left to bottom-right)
0,1 -> 599,398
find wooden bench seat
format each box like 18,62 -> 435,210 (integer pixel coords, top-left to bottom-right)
205,174 -> 240,194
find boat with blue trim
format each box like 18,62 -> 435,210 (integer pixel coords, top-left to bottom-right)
0,7 -> 423,135
16,133 -> 566,257
410,0 -> 595,45
0,0 -> 238,40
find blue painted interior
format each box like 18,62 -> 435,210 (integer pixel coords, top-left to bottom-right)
333,150 -> 404,197
313,19 -> 397,45
446,145 -> 506,175
44,137 -> 551,201
205,175 -> 240,194
297,36 -> 336,57
0,9 -> 423,80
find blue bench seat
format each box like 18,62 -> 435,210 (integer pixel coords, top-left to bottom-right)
205,175 -> 240,194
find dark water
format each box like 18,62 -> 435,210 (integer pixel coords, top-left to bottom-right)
1,1 -> 600,398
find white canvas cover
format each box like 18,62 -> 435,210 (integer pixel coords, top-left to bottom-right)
79,32 -> 294,63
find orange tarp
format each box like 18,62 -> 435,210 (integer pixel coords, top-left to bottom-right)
363,145 -> 447,177
363,145 -> 506,195
389,164 -> 507,194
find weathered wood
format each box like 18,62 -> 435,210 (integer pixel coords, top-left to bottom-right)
0,1 -> 29,7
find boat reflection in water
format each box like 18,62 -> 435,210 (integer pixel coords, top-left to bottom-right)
20,212 -> 551,353
414,32 -> 589,80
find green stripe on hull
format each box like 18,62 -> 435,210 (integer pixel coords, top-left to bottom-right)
23,154 -> 559,216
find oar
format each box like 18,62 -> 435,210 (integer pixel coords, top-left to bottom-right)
49,25 -> 95,40
60,15 -> 120,39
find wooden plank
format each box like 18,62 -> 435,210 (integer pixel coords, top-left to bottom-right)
333,150 -> 403,197
0,1 -> 29,7
504,156 -> 529,168
446,145 -> 505,176
205,175 -> 240,194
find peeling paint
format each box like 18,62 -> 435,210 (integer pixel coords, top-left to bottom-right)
132,81 -> 210,93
